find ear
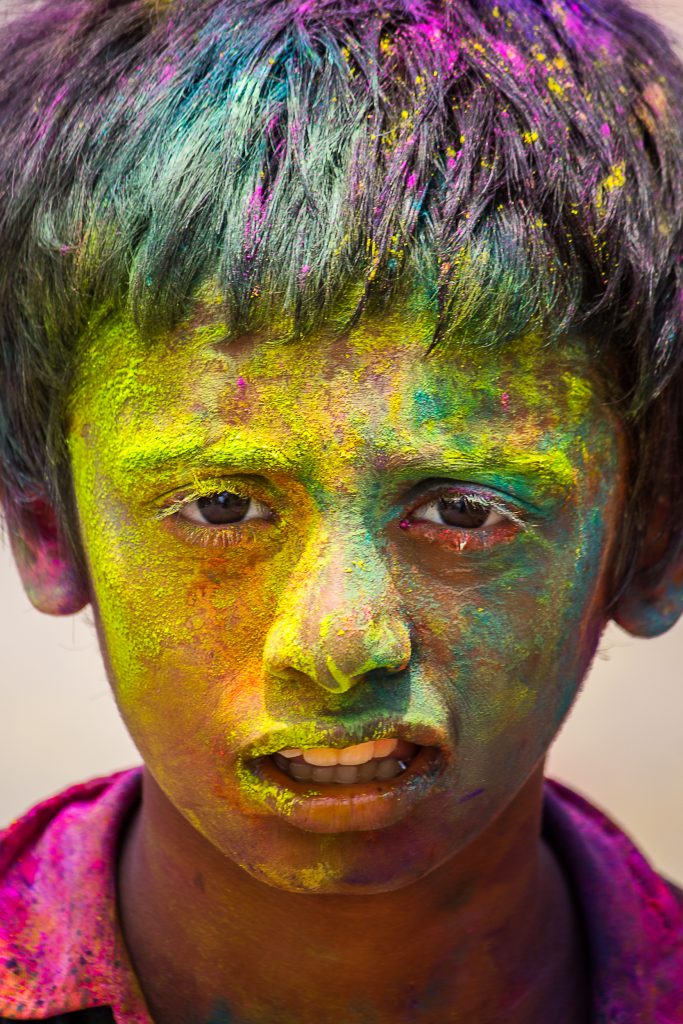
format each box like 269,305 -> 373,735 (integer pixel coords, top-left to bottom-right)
7,500 -> 90,616
612,537 -> 683,639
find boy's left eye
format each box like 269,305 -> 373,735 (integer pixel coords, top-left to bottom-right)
180,491 -> 270,526
411,494 -> 506,530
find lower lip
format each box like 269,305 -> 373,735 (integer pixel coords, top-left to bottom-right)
242,746 -> 445,833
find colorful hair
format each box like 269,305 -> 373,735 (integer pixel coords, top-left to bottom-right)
0,0 -> 682,596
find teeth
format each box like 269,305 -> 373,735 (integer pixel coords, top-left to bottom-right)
356,759 -> 377,783
276,738 -> 400,766
334,764 -> 362,784
372,738 -> 399,759
375,757 -> 401,780
271,752 -> 415,785
303,747 -> 341,767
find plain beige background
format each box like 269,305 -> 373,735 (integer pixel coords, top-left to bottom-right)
1,0 -> 682,886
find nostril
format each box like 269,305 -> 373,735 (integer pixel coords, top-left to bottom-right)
267,666 -> 314,687
386,658 -> 410,675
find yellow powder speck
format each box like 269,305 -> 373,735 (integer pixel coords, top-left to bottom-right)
562,372 -> 593,418
298,863 -> 333,889
460,134 -> 466,143
548,76 -> 565,97
523,130 -> 539,144
446,146 -> 457,157
401,110 -> 409,119
492,6 -> 501,17
596,162 -> 626,210
604,163 -> 626,190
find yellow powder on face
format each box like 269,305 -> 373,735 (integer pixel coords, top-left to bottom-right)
64,294 -> 623,892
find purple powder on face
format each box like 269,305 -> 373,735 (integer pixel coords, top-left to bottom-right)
459,788 -> 485,804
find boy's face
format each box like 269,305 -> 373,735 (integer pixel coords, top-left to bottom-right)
67,301 -> 624,893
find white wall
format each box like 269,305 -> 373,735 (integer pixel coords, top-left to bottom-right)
1,0 -> 682,887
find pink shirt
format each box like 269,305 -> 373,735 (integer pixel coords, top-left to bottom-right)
0,769 -> 682,1023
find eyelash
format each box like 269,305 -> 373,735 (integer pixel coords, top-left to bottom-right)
406,488 -> 526,529
155,484 -> 271,549
156,484 -> 528,550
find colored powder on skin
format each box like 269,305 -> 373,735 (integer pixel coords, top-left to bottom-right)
459,789 -> 486,804
62,275 -> 627,899
68,299 -> 619,693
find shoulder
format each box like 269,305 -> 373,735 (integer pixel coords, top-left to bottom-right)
544,777 -> 683,1023
665,877 -> 683,911
0,1012 -> 115,1022
0,769 -> 142,1020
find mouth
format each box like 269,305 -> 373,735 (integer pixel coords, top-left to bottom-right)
239,724 -> 448,833
270,736 -> 421,784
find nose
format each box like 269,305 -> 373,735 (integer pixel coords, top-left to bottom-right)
262,524 -> 412,694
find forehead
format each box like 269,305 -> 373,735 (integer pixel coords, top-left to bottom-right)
68,303 -> 611,497
72,302 -> 599,414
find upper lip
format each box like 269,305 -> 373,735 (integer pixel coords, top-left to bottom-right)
240,718 -> 451,762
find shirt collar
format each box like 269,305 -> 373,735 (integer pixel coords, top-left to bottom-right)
543,778 -> 683,1024
0,768 -> 150,1023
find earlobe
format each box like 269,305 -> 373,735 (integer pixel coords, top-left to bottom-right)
7,500 -> 90,616
612,554 -> 683,638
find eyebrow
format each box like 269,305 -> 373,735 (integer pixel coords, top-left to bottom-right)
116,433 -> 311,477
115,429 -> 576,498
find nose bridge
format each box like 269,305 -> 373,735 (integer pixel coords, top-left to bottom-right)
262,520 -> 412,694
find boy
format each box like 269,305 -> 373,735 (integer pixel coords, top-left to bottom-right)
0,0 -> 682,1021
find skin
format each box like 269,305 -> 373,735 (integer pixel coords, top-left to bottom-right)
53,295 -> 628,1023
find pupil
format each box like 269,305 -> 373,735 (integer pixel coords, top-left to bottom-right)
438,496 -> 489,529
197,491 -> 251,525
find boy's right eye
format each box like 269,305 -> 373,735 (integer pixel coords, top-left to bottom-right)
180,491 -> 270,526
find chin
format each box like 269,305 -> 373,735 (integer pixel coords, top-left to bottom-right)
224,819 -> 455,896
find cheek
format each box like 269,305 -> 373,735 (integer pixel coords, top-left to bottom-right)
80,494 -> 276,709
403,508 -> 613,753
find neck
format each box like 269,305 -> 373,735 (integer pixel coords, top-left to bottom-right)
118,763 -> 588,1024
